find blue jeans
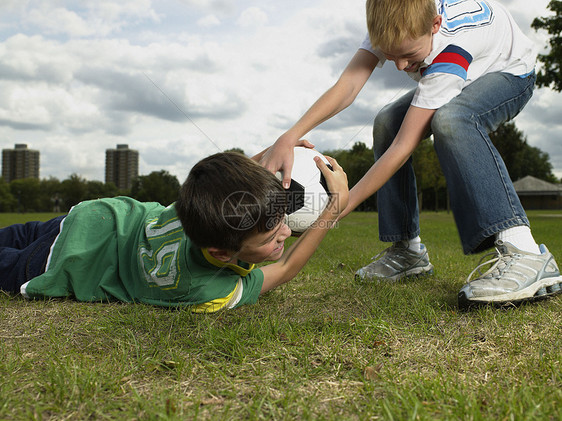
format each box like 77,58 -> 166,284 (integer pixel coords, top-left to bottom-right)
0,216 -> 65,293
373,71 -> 536,254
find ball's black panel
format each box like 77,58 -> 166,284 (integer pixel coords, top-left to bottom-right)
319,164 -> 333,198
285,179 -> 305,215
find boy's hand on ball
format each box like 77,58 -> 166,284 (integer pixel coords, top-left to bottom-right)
314,155 -> 349,215
260,137 -> 315,188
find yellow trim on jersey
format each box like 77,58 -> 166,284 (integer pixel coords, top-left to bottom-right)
201,248 -> 255,277
191,279 -> 242,313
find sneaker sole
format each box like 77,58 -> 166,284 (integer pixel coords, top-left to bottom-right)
355,264 -> 434,283
458,276 -> 562,309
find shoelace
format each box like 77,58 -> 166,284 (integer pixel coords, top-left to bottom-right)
370,244 -> 403,262
466,246 -> 519,283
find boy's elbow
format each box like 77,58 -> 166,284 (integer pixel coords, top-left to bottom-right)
260,263 -> 295,294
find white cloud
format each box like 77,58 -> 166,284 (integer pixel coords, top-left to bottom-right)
27,7 -> 92,37
197,14 -> 221,28
0,35 -> 77,83
88,0 -> 159,22
0,0 -> 560,183
237,7 -> 269,28
22,0 -> 160,38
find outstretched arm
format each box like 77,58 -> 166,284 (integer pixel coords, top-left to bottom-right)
339,105 -> 437,219
251,139 -> 315,162
259,156 -> 349,293
260,49 -> 379,188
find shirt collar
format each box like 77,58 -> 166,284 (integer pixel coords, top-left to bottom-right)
201,248 -> 255,277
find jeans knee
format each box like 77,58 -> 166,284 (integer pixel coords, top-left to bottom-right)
432,104 -> 476,147
432,106 -> 460,140
373,105 -> 400,154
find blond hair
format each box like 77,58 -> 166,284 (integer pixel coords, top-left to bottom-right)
366,0 -> 437,51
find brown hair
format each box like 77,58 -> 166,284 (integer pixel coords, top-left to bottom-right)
176,152 -> 286,251
366,0 -> 437,51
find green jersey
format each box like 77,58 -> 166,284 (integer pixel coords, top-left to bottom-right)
22,197 -> 264,312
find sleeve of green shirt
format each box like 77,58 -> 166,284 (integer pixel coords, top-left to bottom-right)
190,267 -> 264,313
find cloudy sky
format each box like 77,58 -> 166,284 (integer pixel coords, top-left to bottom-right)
1,0 -> 560,183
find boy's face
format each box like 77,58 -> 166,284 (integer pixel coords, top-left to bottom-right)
235,220 -> 292,264
380,15 -> 442,73
381,33 -> 433,73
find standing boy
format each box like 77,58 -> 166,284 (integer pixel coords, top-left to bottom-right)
261,0 -> 561,307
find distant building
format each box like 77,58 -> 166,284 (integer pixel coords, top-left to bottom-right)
513,175 -> 562,210
1,144 -> 40,182
105,144 -> 139,190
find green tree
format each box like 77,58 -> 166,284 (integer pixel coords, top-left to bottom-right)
532,0 -> 562,91
224,147 -> 246,155
10,178 -> 42,212
60,174 -> 89,210
322,142 -> 376,211
0,177 -> 16,212
39,177 -> 62,212
130,170 -> 180,205
413,137 -> 447,211
490,121 -> 556,182
87,180 -> 120,200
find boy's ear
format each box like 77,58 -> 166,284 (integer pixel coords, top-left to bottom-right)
432,15 -> 442,34
207,247 -> 235,263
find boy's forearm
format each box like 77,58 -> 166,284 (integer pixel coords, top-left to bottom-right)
340,106 -> 436,218
260,199 -> 341,292
340,144 -> 412,217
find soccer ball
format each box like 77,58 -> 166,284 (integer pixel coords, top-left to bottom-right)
276,147 -> 332,233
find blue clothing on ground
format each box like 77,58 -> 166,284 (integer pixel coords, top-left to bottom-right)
0,216 -> 65,292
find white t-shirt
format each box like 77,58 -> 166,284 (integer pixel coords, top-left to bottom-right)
359,0 -> 537,109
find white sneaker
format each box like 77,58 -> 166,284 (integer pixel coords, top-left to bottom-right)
355,242 -> 434,282
458,240 -> 562,308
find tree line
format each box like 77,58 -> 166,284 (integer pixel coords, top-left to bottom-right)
324,121 -> 558,212
0,121 -> 557,213
0,171 -> 180,213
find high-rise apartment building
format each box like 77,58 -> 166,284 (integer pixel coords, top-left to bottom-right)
105,144 -> 139,190
2,144 -> 40,182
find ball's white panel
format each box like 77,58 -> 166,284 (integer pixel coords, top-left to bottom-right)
275,147 -> 331,233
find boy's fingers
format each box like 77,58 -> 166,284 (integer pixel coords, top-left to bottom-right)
314,156 -> 334,176
314,155 -> 327,170
296,139 -> 315,149
323,155 -> 342,171
282,161 -> 293,189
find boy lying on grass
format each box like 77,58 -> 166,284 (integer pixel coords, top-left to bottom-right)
0,151 -> 348,312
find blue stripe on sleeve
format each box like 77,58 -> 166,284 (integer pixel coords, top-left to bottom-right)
423,62 -> 468,80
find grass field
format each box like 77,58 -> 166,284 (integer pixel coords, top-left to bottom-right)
1,210 -> 561,420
